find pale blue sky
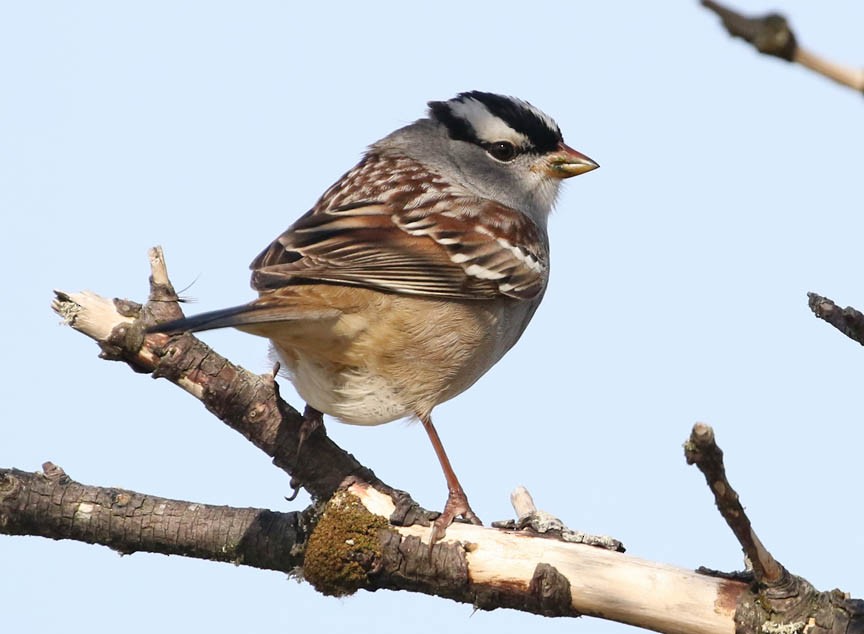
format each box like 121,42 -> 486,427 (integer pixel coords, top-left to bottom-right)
3,3 -> 864,633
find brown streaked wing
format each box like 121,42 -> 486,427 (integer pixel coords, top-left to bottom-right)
250,198 -> 547,301
395,198 -> 547,300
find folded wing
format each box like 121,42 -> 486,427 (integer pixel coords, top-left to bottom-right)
251,195 -> 548,301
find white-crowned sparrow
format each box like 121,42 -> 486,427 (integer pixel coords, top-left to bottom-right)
150,91 -> 598,540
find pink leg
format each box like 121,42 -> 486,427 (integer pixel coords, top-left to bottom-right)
420,414 -> 482,543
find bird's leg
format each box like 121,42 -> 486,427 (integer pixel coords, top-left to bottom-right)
283,405 -> 327,502
420,414 -> 482,543
296,404 -> 325,461
267,363 -> 325,462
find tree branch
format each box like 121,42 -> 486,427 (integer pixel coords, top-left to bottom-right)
42,247 -> 748,631
52,247 -> 430,527
0,461 -> 745,632
684,424 -> 864,634
16,247 -> 860,633
701,0 -> 864,93
684,424 -> 783,584
0,462 -> 311,570
808,292 -> 864,347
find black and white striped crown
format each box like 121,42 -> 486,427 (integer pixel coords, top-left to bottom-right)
428,91 -> 563,154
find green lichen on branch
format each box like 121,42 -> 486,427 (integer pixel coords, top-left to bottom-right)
302,490 -> 391,597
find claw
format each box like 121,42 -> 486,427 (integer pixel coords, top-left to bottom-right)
283,405 -> 325,503
429,487 -> 483,546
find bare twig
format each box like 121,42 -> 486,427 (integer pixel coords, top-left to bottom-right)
808,292 -> 864,347
684,423 -> 784,584
701,0 -> 797,62
795,48 -> 864,93
701,0 -> 864,93
683,424 -> 864,634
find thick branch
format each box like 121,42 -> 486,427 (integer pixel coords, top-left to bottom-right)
0,463 -> 310,571
346,484 -> 743,632
0,460 -> 746,634
701,1 -> 864,93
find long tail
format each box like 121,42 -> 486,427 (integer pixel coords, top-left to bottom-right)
147,303 -> 340,334
147,304 -> 269,334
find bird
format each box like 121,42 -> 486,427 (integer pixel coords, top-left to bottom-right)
148,91 -> 598,541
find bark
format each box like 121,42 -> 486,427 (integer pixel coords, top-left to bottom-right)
2,247 -> 860,634
0,463 -> 310,571
0,463 -> 744,633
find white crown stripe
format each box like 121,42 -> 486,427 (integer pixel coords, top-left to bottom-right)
448,98 -> 533,147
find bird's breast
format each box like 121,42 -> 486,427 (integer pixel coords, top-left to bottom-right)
263,286 -> 534,425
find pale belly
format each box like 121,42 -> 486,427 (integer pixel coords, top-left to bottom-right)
278,353 -> 417,425
261,290 -> 538,426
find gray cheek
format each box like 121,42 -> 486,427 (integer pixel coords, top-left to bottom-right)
449,148 -> 523,200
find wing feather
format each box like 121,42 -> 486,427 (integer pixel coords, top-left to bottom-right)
250,153 -> 548,301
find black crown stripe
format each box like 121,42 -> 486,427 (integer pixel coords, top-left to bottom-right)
429,91 -> 562,154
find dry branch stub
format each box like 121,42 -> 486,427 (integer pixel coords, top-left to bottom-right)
685,423 -> 864,634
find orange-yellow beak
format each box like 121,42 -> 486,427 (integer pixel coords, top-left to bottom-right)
545,142 -> 599,179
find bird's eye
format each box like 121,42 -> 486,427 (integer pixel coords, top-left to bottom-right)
485,141 -> 517,162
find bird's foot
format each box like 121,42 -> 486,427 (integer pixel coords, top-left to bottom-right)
429,488 -> 483,544
296,404 -> 325,461
264,364 -> 324,456
285,405 -> 327,501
